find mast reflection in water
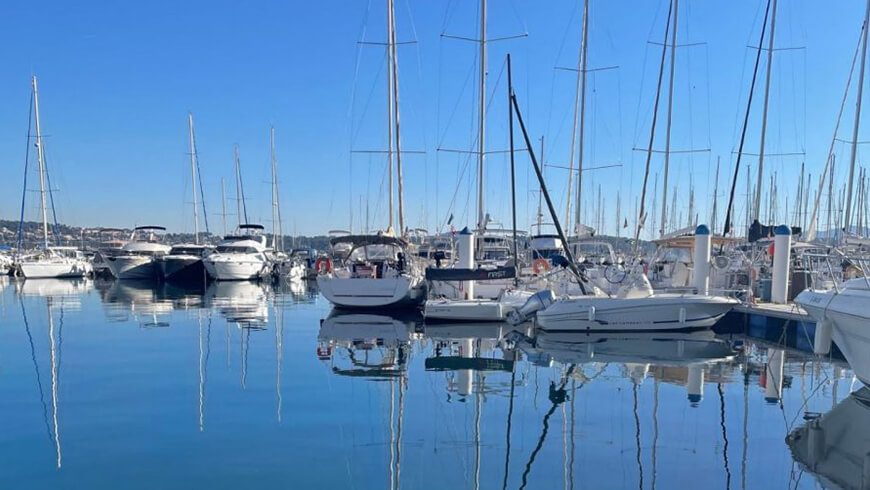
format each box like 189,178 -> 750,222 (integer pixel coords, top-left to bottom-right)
0,278 -> 861,489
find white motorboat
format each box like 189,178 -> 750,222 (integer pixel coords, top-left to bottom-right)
18,246 -> 91,279
203,225 -> 271,281
509,272 -> 738,332
105,226 -> 171,280
787,386 -> 870,490
316,234 -> 427,309
424,289 -> 532,322
796,277 -> 870,386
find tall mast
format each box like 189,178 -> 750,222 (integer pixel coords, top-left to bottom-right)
711,157 -> 720,232
827,157 -> 835,243
188,113 -> 200,244
845,0 -> 870,233
386,0 -> 395,232
270,126 -> 283,251
660,0 -> 679,237
233,146 -> 246,227
389,0 -> 405,235
476,0 -> 487,231
32,76 -> 49,249
220,177 -> 228,236
568,0 -> 590,232
753,0 -> 778,222
634,0 -> 674,251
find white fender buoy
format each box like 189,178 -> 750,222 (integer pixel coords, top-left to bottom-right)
813,319 -> 833,356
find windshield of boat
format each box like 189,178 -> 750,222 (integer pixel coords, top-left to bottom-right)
171,247 -> 205,255
573,243 -> 615,260
348,244 -> 401,262
483,248 -> 510,261
216,245 -> 259,254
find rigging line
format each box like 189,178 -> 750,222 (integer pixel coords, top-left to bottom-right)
722,0 -> 773,237
343,0 -> 374,225
807,20 -> 865,240
718,383 -> 732,490
19,297 -> 53,442
633,0 -> 674,253
193,133 -> 210,235
42,152 -> 62,246
17,89 -> 34,256
518,365 -> 577,490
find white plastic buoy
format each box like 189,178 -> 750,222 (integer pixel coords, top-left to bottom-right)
813,319 -> 833,355
765,348 -> 785,403
457,227 -> 475,300
693,224 -> 712,295
687,363 -> 704,405
772,225 -> 792,304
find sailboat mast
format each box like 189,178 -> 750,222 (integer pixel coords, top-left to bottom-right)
568,0 -> 590,232
386,0 -> 395,232
711,157 -> 720,231
220,177 -> 228,237
270,126 -> 283,251
31,76 -> 49,249
389,0 -> 405,235
476,0 -> 487,231
753,0 -> 778,222
845,0 -> 870,233
234,146 -> 245,227
188,113 -> 200,245
660,0 -> 679,237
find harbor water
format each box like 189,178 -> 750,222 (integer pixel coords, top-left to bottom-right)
0,276 -> 861,489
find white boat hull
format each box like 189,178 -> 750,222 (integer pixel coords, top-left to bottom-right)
317,275 -> 426,308
105,255 -> 158,280
19,260 -> 90,279
797,284 -> 870,386
424,290 -> 532,322
203,256 -> 267,281
536,294 -> 737,332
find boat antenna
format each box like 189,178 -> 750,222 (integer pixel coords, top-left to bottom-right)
722,0 -> 772,237
509,79 -> 587,294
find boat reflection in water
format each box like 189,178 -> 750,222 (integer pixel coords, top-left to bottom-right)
317,309 -> 421,377
205,281 -> 271,329
15,278 -> 92,308
510,329 -> 738,405
788,385 -> 870,490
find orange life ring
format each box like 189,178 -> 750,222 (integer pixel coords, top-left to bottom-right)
532,258 -> 551,274
315,257 -> 333,273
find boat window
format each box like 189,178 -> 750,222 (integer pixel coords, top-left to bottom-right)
349,244 -> 400,262
216,245 -> 258,254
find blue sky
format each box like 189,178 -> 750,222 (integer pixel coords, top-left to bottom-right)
0,0 -> 865,238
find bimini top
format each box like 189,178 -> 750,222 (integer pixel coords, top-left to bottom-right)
134,226 -> 167,231
239,224 -> 265,230
330,234 -> 408,248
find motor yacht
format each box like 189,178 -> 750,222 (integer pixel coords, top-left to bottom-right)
105,226 -> 171,280
157,244 -> 212,283
203,224 -> 271,281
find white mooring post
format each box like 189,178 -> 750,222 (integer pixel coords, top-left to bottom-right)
771,225 -> 792,304
687,363 -> 704,405
458,227 -> 475,300
693,224 -> 712,295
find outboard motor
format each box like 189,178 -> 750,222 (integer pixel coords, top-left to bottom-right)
507,289 -> 556,325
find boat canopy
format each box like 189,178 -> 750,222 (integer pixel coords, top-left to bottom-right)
330,234 -> 408,248
239,224 -> 265,230
134,226 -> 167,231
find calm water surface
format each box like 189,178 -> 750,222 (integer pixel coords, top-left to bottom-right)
0,276 -> 862,489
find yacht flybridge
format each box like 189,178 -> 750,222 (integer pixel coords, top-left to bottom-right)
105,226 -> 172,280
202,224 -> 270,281
316,234 -> 427,309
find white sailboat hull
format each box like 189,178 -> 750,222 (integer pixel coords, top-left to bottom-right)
317,275 -> 426,308
536,294 -> 737,332
19,259 -> 90,279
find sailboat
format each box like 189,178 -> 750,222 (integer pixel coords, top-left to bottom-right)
317,0 -> 426,309
16,76 -> 90,279
158,113 -> 212,283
